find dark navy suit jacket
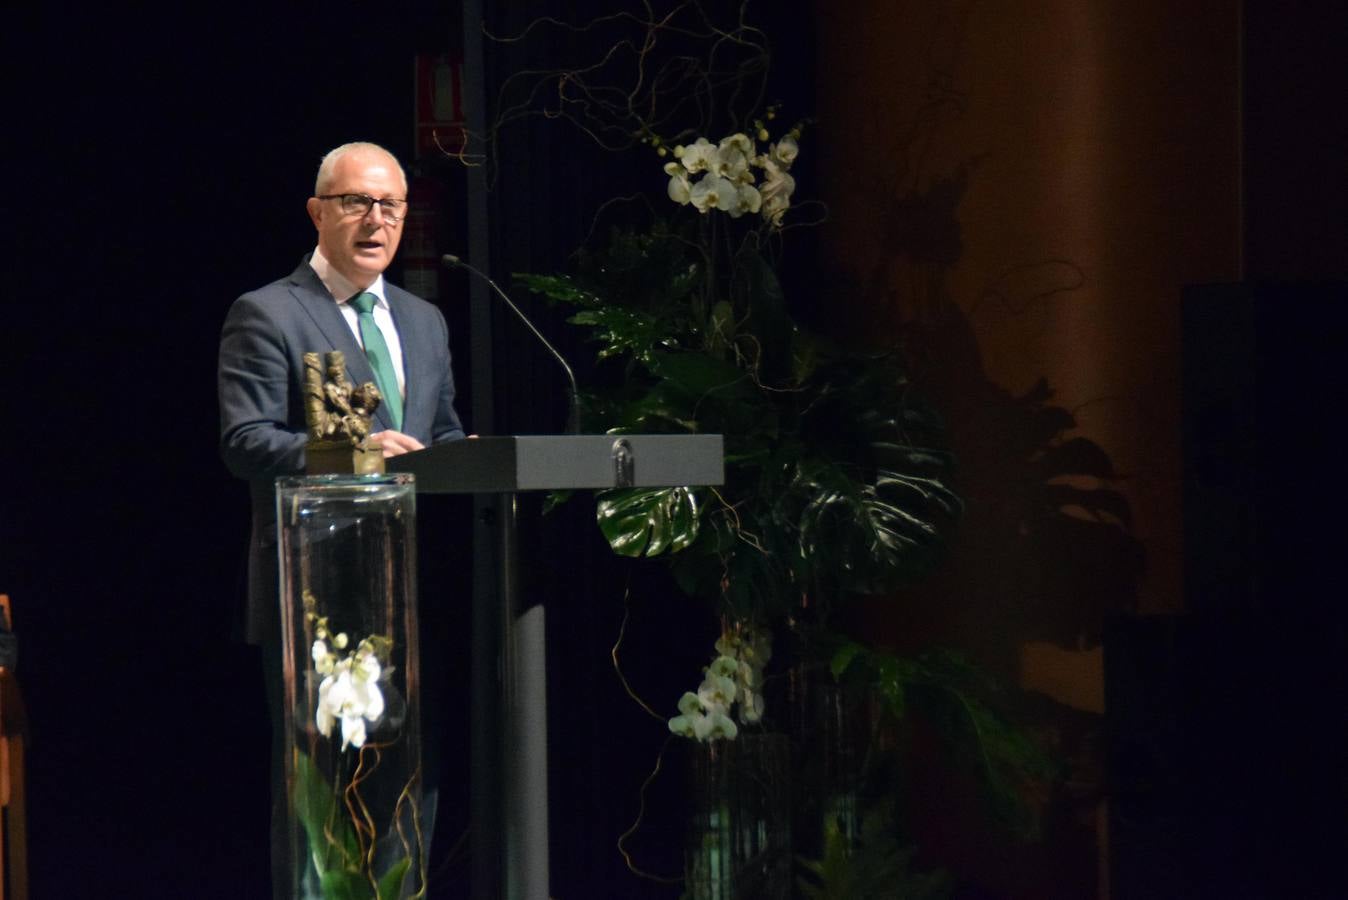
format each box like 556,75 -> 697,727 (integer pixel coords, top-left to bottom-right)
218,258 -> 465,642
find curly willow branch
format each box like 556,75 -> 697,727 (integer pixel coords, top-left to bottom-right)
456,0 -> 775,188
616,734 -> 685,885
612,583 -> 667,722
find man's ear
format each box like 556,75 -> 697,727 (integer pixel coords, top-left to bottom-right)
306,197 -> 323,229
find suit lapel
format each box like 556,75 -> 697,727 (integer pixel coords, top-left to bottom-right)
286,263 -> 396,432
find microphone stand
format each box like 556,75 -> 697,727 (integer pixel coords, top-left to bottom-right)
442,254 -> 582,435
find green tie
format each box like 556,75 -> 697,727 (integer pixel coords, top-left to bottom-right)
349,291 -> 403,431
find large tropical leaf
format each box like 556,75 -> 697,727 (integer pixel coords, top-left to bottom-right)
512,272 -> 601,308
596,487 -> 702,557
568,306 -> 665,361
785,457 -> 960,594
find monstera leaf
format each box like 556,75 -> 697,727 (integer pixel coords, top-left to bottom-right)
596,486 -> 702,557
784,454 -> 962,595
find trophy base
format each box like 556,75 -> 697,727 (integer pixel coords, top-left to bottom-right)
305,441 -> 386,475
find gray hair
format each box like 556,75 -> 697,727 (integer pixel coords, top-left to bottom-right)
314,142 -> 408,195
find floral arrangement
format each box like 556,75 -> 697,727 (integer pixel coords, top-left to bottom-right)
498,1 -> 963,728
292,590 -> 421,900
668,626 -> 772,740
512,59 -> 964,756
311,619 -> 392,751
663,122 -> 800,225
482,10 -> 1056,891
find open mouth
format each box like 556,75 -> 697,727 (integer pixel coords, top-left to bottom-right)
355,240 -> 383,251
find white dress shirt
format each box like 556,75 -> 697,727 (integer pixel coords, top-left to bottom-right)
309,247 -> 407,398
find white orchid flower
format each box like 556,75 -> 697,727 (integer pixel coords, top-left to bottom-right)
719,132 -> 753,156
667,713 -> 697,739
714,633 -> 741,658
672,627 -> 778,741
758,160 -> 796,227
737,183 -> 762,216
667,171 -> 692,205
771,135 -> 799,168
670,698 -> 739,741
316,681 -> 336,738
708,655 -> 739,679
714,134 -> 753,181
736,659 -> 761,691
676,137 -> 718,174
739,689 -> 765,724
341,714 -> 367,750
668,691 -> 711,739
690,174 -> 742,215
705,709 -> 739,740
315,652 -> 386,750
699,668 -> 738,709
311,639 -> 335,676
354,646 -> 381,681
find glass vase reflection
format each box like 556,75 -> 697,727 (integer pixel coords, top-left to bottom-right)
685,733 -> 792,900
276,474 -> 426,900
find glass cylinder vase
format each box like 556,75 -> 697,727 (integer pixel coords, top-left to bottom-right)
685,733 -> 792,900
787,666 -> 868,856
276,474 -> 425,900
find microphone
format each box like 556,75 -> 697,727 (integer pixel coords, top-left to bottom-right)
442,253 -> 582,434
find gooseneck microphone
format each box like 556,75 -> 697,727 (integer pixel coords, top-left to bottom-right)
442,253 -> 582,434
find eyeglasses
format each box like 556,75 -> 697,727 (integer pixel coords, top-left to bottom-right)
317,193 -> 408,224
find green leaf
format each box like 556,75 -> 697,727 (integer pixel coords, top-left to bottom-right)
830,641 -> 864,680
542,490 -> 573,515
596,487 -> 701,557
321,869 -> 374,900
376,858 -> 411,900
568,306 -> 664,361
794,806 -> 952,899
513,272 -> 601,308
647,350 -> 758,402
293,751 -> 361,877
785,457 -> 958,595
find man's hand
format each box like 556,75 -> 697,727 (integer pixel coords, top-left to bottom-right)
369,430 -> 425,457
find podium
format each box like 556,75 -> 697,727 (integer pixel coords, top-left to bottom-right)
389,434 -> 724,900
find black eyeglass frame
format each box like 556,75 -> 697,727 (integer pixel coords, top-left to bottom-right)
316,193 -> 409,223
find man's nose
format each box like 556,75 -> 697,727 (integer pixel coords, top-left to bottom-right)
362,202 -> 388,225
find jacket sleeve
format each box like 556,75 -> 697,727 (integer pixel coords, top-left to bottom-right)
218,292 -> 307,480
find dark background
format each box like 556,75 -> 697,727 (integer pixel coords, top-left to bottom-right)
3,1 -> 1347,898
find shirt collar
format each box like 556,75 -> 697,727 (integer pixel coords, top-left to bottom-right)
310,247 -> 389,308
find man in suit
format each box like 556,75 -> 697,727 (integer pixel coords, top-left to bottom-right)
219,141 -> 465,640
217,141 -> 464,896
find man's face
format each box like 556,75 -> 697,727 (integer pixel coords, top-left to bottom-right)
306,149 -> 406,288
